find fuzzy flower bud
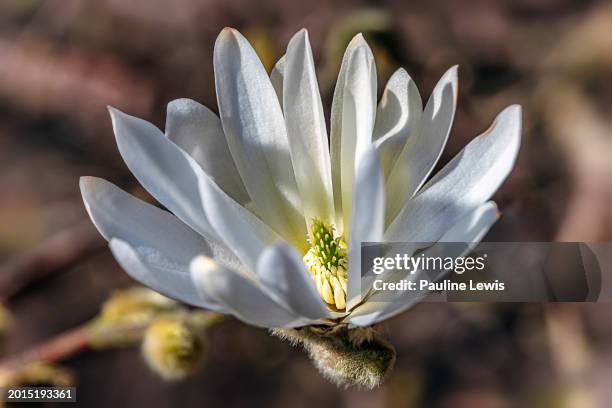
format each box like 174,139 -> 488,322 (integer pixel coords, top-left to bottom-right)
88,287 -> 184,349
141,315 -> 205,380
272,326 -> 396,389
98,287 -> 180,326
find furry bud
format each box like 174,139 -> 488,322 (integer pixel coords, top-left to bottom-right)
141,315 -> 205,380
272,326 -> 395,389
88,287 -> 183,348
98,287 -> 180,326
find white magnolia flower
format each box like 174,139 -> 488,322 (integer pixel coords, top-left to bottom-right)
80,28 -> 521,330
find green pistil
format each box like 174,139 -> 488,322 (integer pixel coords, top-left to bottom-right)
304,218 -> 348,310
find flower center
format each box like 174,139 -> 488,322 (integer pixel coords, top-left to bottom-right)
303,218 -> 348,310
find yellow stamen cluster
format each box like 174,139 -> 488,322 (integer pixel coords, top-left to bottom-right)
303,219 -> 348,310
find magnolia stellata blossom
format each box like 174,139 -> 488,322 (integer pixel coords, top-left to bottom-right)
80,28 -> 521,329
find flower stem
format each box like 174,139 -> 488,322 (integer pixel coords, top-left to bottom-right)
0,310 -> 224,374
0,325 -> 90,370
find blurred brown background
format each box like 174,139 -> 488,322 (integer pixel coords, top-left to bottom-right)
1,0 -> 612,406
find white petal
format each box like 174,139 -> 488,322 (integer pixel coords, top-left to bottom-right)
165,98 -> 249,205
385,105 -> 521,243
346,147 -> 385,310
110,239 -> 226,311
199,175 -> 282,272
348,201 -> 499,326
109,106 -> 218,242
80,176 -> 200,253
438,201 -> 499,243
373,68 -> 422,178
256,243 -> 330,319
270,55 -> 286,104
213,28 -> 306,246
109,107 -> 280,266
80,176 -> 241,307
330,34 -> 377,232
80,176 -> 239,268
283,29 -> 335,224
190,256 -> 310,328
385,66 -> 458,224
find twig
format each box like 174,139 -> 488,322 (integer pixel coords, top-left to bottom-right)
0,325 -> 90,371
544,304 -> 594,407
0,221 -> 105,301
538,78 -> 612,242
539,79 -> 607,407
0,311 -> 224,373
